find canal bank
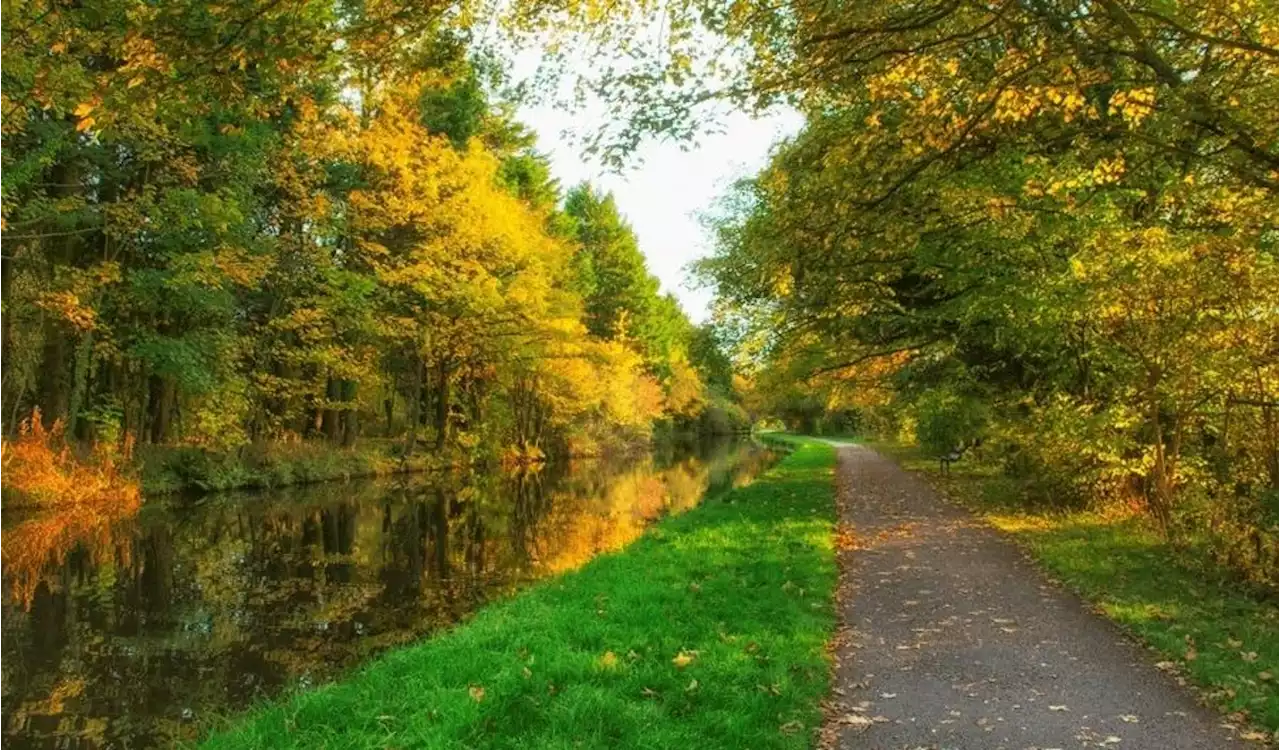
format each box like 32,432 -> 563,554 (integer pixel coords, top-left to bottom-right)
2,437 -> 792,748
200,438 -> 837,749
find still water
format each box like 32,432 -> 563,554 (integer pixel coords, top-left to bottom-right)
2,437 -> 776,749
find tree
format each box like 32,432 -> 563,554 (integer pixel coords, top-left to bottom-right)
535,0 -> 1276,581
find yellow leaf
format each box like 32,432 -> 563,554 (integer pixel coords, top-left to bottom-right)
75,117 -> 96,132
598,651 -> 618,669
73,102 -> 95,118
671,650 -> 696,669
468,685 -> 485,702
51,42 -> 67,54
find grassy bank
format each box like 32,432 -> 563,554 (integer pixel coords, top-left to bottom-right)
201,438 -> 838,749
865,439 -> 1278,735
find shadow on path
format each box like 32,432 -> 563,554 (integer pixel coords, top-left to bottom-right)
828,444 -> 1243,750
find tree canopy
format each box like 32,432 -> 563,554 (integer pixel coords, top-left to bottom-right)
521,0 -> 1279,586
0,0 -> 752,471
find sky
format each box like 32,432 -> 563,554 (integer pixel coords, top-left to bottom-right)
515,102 -> 803,323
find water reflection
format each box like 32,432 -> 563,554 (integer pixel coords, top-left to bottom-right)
1,437 -> 775,749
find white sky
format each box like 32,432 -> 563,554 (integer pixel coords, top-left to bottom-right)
515,102 -> 803,323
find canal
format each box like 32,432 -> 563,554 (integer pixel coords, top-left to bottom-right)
1,437 -> 776,748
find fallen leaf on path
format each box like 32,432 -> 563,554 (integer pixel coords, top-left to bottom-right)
1119,714 -> 1138,723
879,692 -> 897,699
1049,705 -> 1068,711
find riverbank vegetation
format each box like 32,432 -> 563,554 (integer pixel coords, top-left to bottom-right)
201,439 -> 836,749
1,408 -> 139,507
1,1 -> 753,501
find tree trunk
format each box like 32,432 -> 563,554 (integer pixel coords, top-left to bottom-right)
1265,402 -> 1279,490
321,376 -> 341,441
384,372 -> 397,435
67,330 -> 94,439
404,357 -> 423,457
38,320 -> 72,427
0,248 -> 12,386
149,375 -> 176,444
1147,394 -> 1174,533
341,380 -> 359,448
34,160 -> 85,429
434,360 -> 452,451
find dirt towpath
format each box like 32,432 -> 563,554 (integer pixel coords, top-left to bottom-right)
827,443 -> 1245,750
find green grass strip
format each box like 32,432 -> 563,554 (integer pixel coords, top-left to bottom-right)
202,439 -> 838,749
869,439 -> 1278,734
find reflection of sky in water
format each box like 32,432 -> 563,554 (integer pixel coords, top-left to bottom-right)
1,437 -> 776,749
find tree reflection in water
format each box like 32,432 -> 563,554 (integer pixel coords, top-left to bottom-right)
1,437 -> 776,749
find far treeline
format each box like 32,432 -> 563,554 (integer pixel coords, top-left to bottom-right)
0,0 -> 748,491
556,0 -> 1274,590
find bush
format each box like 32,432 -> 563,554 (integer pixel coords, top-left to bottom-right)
695,400 -> 751,435
1,409 -> 140,509
140,440 -> 395,493
913,390 -> 988,456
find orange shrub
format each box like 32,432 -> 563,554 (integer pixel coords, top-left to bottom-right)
1,408 -> 140,508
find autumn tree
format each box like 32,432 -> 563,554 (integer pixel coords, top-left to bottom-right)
529,0 -> 1278,583
1,0 -> 721,472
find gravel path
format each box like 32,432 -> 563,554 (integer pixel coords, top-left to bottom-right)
827,443 -> 1245,750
